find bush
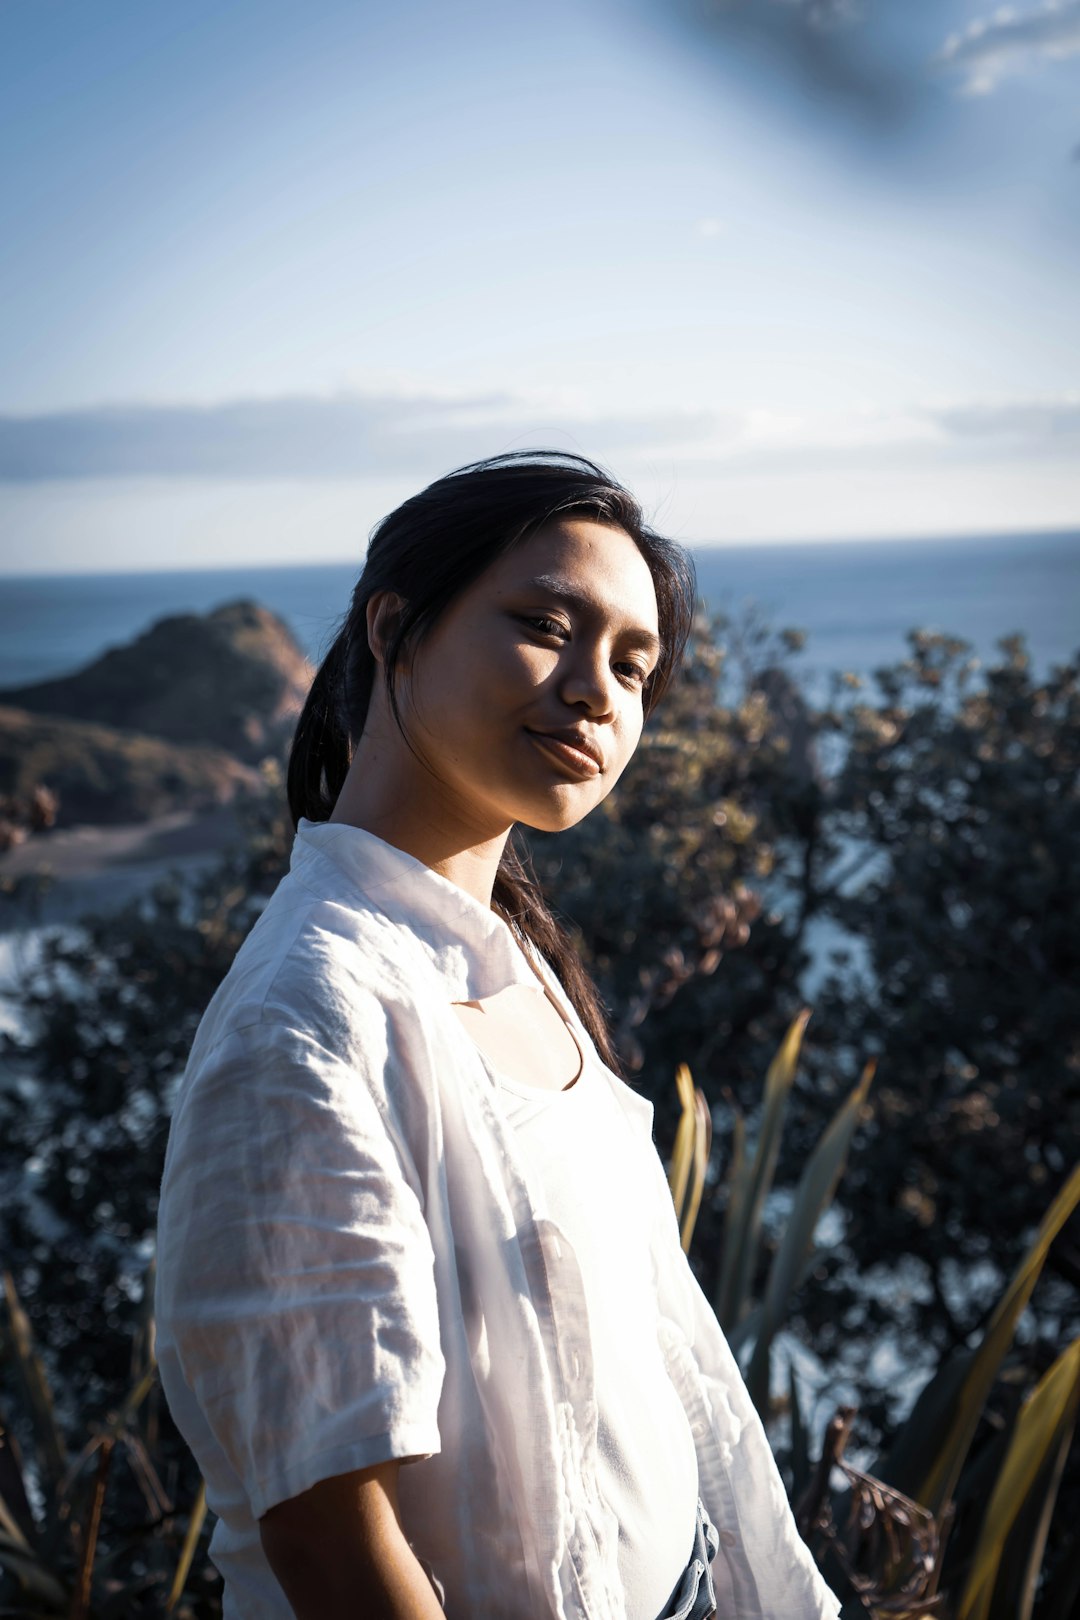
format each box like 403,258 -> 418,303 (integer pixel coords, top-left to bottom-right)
2,616 -> 1077,1612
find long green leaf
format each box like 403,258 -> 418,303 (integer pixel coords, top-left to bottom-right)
109,1365 -> 158,1436
70,1437 -> 113,1620
0,1496 -> 32,1553
0,1419 -> 36,1546
1037,1524 -> 1080,1620
668,1063 -> 697,1225
879,1347 -> 979,1501
988,1413 -> 1073,1620
165,1478 -> 208,1615
715,1103 -> 748,1328
745,1059 -> 874,1414
0,1532 -> 69,1608
891,1162 -> 1080,1517
0,1542 -> 69,1607
679,1087 -> 711,1253
668,1064 -> 712,1252
717,1010 -> 810,1329
788,1358 -> 811,1504
957,1336 -> 1080,1620
1,1271 -> 67,1494
130,1254 -> 157,1391
724,1299 -> 763,1362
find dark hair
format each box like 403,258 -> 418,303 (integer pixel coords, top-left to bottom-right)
288,450 -> 696,1070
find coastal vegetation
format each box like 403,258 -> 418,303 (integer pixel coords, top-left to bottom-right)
1,602 -> 1077,1615
0,706 -> 259,829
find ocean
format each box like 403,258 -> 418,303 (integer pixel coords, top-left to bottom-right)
1,529 -> 1078,695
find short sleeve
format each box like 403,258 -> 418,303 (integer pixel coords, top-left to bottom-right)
155,1015 -> 446,1519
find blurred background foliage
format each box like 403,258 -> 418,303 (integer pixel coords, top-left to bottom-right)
2,611 -> 1078,1614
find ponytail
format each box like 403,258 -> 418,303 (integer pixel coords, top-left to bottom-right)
493,837 -> 623,1075
287,622 -> 370,826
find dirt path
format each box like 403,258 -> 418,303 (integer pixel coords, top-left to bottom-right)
0,807 -> 242,932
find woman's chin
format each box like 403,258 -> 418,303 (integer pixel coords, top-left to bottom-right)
516,796 -> 602,835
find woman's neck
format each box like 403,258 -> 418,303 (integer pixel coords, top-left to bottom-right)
328,709 -> 511,908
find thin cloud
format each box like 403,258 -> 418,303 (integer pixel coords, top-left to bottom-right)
927,395 -> 1080,441
4,390 -> 1076,487
937,0 -> 1080,95
659,395 -> 1080,475
0,392 -> 720,482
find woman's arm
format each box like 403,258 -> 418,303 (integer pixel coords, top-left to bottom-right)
259,1459 -> 445,1620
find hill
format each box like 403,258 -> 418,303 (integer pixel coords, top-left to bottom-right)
0,600 -> 313,764
0,705 -> 262,827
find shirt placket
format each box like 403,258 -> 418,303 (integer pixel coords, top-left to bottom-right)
517,1214 -> 625,1619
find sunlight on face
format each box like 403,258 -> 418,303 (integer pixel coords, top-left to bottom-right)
400,517 -> 661,837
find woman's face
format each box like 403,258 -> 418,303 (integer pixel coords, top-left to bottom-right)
396,517 -> 662,836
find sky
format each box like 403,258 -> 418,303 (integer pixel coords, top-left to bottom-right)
1,0 -> 1079,571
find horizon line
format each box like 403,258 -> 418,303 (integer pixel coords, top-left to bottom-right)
1,522 -> 1078,583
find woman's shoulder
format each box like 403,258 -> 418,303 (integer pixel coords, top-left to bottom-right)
186,868 -> 444,1081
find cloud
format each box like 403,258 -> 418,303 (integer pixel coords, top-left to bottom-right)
743,394 -> 1080,462
659,394 -> 1080,476
937,0 -> 1080,95
4,388 -> 1076,489
926,395 -> 1080,442
0,391 -> 721,483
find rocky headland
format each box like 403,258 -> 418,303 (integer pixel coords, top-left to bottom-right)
0,600 -> 312,913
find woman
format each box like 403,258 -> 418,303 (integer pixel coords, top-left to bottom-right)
155,453 -> 839,1620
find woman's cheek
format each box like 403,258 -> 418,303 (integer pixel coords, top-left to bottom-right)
510,644 -> 560,684
614,714 -> 645,773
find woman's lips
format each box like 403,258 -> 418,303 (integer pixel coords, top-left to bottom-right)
525,730 -> 603,779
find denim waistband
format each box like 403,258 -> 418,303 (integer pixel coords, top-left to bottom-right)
654,1499 -> 719,1620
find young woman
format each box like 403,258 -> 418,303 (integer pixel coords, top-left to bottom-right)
155,453 -> 839,1620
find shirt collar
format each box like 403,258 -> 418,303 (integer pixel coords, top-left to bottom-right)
291,818 -> 545,1003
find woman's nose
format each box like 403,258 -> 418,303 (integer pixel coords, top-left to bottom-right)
559,647 -> 616,716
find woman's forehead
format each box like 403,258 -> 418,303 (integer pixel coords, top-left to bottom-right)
492,518 -> 660,635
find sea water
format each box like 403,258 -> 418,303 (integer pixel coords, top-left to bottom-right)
1,529 -> 1077,692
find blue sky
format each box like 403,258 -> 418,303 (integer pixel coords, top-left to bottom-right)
1,0 -> 1078,570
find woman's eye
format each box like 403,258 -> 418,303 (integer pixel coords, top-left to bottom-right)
520,614 -> 568,639
615,661 -> 650,688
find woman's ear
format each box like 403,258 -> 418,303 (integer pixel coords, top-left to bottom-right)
365,592 -> 408,665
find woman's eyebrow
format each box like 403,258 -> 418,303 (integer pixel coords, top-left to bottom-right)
521,574 -> 662,655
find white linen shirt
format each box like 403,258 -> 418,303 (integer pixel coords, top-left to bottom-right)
155,819 -> 840,1620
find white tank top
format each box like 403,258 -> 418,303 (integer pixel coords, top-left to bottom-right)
492,1052 -> 700,1620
